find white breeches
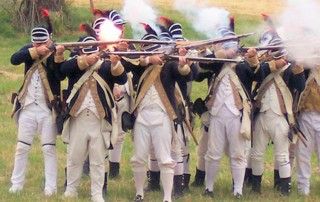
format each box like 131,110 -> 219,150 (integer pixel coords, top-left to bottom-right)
205,105 -> 246,168
250,110 -> 290,178
296,110 -> 320,190
11,103 -> 57,191
66,110 -> 106,199
131,105 -> 176,174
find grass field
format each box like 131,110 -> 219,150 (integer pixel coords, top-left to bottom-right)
1,0 -> 320,201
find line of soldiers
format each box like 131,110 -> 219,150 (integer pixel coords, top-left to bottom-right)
8,7 -> 320,202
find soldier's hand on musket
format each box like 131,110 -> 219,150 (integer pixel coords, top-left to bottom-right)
36,44 -> 51,56
179,54 -> 193,67
87,52 -> 100,65
55,45 -> 65,56
245,48 -> 257,58
225,48 -> 238,59
178,55 -> 188,66
117,42 -> 129,51
178,47 -> 188,56
291,60 -> 304,74
109,54 -> 121,65
149,55 -> 164,65
274,57 -> 287,69
244,48 -> 260,67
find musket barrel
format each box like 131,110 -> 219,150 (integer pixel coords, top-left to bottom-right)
239,45 -> 285,52
121,39 -> 176,45
167,55 -> 244,63
99,51 -> 165,58
178,32 -> 255,49
240,42 -> 320,52
56,39 -> 176,49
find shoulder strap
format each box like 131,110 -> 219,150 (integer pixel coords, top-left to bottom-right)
205,64 -> 234,108
132,64 -> 163,112
17,53 -> 52,100
66,59 -> 103,104
273,71 -> 294,121
254,64 -> 289,102
136,65 -> 155,94
92,72 -> 115,109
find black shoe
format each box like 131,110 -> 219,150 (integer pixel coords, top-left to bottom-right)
191,168 -> 205,187
109,161 -> 120,179
144,171 -> 160,192
235,193 -> 242,199
280,177 -> 291,196
173,175 -> 183,198
183,174 -> 191,192
244,168 -> 253,186
252,175 -> 262,194
133,195 -> 143,202
202,189 -> 214,197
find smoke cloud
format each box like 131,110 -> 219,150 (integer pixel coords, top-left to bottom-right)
121,0 -> 159,39
276,0 -> 320,62
173,0 -> 230,39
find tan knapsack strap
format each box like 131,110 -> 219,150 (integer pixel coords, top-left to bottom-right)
254,64 -> 289,108
66,60 -> 103,104
136,65 -> 155,94
274,74 -> 294,124
92,72 -> 117,118
205,65 -> 234,108
92,72 -> 119,145
228,68 -> 252,140
132,64 -> 163,113
38,65 -> 54,103
17,53 -> 52,101
154,76 -> 177,120
229,78 -> 243,110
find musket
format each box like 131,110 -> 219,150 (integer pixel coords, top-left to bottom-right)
288,124 -> 307,148
240,42 -> 320,52
55,39 -> 177,50
178,32 -> 255,49
184,118 -> 198,145
99,50 -> 165,58
166,55 -> 244,63
239,45 -> 285,52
